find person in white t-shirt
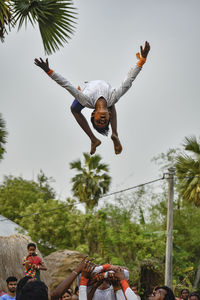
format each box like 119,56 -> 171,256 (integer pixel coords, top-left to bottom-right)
34,41 -> 150,155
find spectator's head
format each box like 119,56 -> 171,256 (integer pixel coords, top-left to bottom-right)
16,276 -> 35,300
189,292 -> 200,300
153,286 -> 176,300
61,289 -> 72,300
6,276 -> 17,294
131,286 -> 139,295
181,289 -> 190,300
18,280 -> 48,300
27,242 -> 37,256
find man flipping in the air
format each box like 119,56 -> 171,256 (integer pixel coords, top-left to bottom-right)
34,41 -> 150,155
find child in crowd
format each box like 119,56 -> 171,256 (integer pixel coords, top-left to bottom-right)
22,243 -> 47,281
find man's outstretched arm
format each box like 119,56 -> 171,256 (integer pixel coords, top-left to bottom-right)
113,41 -> 150,102
34,58 -> 89,106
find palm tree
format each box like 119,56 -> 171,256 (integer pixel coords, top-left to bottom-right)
0,0 -> 77,54
0,0 -> 12,41
70,153 -> 111,212
0,113 -> 8,162
176,135 -> 200,206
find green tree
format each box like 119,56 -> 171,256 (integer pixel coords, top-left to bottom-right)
18,197 -> 83,255
0,0 -> 77,54
176,135 -> 200,206
0,113 -> 8,162
0,172 -> 56,221
151,145 -> 200,289
70,153 -> 111,212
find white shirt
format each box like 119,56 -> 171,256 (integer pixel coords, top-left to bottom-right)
92,286 -> 116,300
49,65 -> 142,108
79,285 -> 116,300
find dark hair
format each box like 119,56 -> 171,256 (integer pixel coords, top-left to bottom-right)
6,276 -> 17,284
190,292 -> 200,300
155,286 -> 176,300
16,276 -> 32,300
27,243 -> 36,250
18,281 -> 48,300
75,286 -> 79,294
90,115 -> 110,136
62,289 -> 72,297
181,289 -> 190,295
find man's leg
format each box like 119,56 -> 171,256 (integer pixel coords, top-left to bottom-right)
109,105 -> 122,154
71,105 -> 101,155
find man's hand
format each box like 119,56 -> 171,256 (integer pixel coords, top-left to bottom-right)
81,262 -> 96,279
108,272 -> 121,291
34,58 -> 50,73
140,41 -> 150,58
113,267 -> 125,282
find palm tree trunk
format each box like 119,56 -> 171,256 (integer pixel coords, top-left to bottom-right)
193,263 -> 200,290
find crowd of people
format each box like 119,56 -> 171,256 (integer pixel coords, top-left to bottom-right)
0,243 -> 199,300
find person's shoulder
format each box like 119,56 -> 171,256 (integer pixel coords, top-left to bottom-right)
0,294 -> 9,300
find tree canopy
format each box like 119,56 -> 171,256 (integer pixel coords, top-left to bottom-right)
1,137 -> 200,292
176,136 -> 200,206
70,153 -> 111,212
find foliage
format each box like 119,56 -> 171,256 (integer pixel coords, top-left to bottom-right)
0,171 -> 56,221
0,113 -> 8,162
176,135 -> 200,206
1,139 -> 200,291
0,0 -> 77,54
70,153 -> 111,212
18,197 -> 83,255
0,0 -> 12,41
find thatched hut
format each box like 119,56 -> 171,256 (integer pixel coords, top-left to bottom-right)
45,249 -> 85,291
0,234 -> 51,291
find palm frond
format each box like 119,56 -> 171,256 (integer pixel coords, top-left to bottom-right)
183,135 -> 200,155
0,0 -> 13,41
11,0 -> 77,54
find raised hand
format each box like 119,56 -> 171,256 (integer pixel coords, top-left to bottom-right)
74,256 -> 88,274
81,261 -> 96,279
140,41 -> 150,58
113,267 -> 125,281
34,57 -> 50,73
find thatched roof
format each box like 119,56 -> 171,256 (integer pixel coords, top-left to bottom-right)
0,234 -> 51,291
45,249 -> 85,291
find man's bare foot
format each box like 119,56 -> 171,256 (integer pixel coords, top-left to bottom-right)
111,134 -> 122,155
90,139 -> 101,155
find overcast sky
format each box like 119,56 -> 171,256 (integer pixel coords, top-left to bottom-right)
1,0 -> 200,201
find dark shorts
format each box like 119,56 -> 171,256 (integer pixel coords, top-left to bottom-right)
71,99 -> 85,113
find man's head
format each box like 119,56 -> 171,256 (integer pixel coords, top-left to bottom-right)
152,286 -> 176,300
91,110 -> 110,136
61,290 -> 73,300
18,280 -> 48,300
132,286 -> 139,295
189,292 -> 200,300
181,289 -> 190,300
6,276 -> 17,294
27,242 -> 37,255
16,276 -> 36,300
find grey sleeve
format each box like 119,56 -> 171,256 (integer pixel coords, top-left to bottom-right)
112,65 -> 142,104
49,71 -> 90,106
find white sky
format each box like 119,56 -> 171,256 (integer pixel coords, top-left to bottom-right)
1,0 -> 200,201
